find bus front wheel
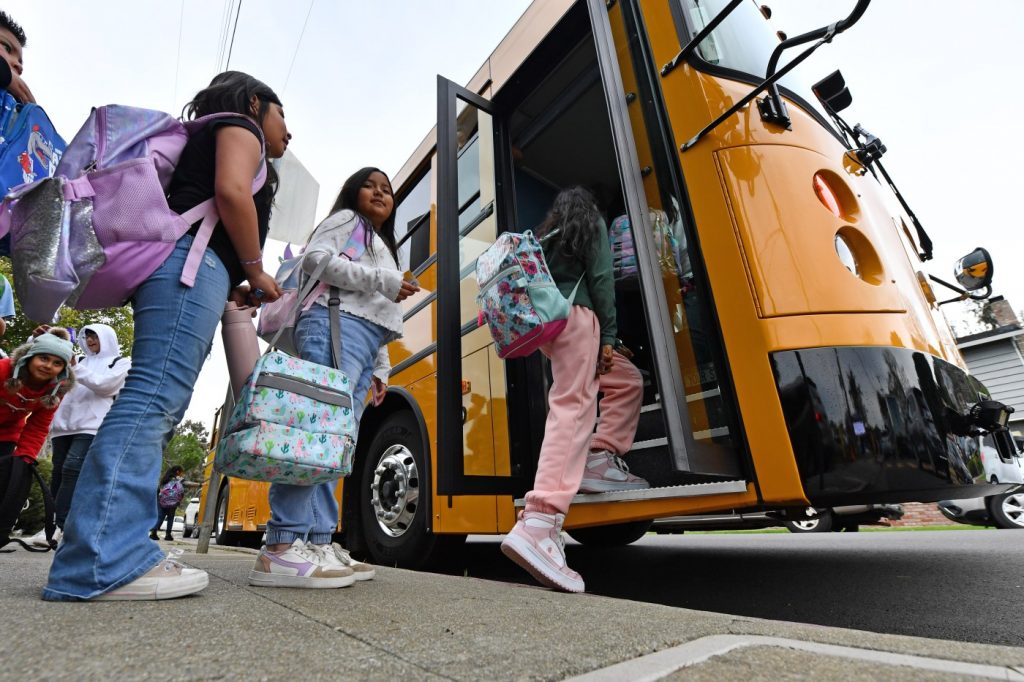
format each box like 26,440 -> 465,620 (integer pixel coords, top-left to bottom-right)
357,411 -> 464,569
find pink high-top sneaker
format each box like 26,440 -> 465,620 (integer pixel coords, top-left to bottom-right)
500,510 -> 584,593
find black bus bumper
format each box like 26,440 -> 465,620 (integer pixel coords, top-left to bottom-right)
771,346 -> 1010,505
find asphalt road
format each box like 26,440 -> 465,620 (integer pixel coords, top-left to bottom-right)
433,528 -> 1023,648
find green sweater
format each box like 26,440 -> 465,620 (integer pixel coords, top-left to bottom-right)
541,218 -> 618,347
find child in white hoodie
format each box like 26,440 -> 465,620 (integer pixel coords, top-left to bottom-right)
30,324 -> 129,547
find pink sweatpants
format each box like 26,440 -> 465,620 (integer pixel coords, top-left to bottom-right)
524,306 -> 644,515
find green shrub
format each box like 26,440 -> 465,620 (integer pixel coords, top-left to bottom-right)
14,457 -> 53,535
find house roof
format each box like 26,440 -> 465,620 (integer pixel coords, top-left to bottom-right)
956,324 -> 1024,349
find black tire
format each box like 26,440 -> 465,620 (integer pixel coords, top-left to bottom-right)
355,411 -> 464,569
214,483 -> 244,546
566,520 -> 652,547
987,491 -> 1024,529
785,509 -> 834,533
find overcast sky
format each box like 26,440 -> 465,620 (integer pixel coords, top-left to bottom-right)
7,1 -> 1021,430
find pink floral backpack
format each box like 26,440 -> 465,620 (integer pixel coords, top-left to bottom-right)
475,230 -> 581,359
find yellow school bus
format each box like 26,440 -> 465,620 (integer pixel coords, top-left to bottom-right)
200,0 -> 1012,563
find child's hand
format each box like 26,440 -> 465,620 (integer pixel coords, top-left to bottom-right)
228,285 -> 251,308
395,280 -> 420,302
371,377 -> 387,406
31,324 -> 51,338
247,272 -> 283,302
7,73 -> 34,104
597,344 -> 614,376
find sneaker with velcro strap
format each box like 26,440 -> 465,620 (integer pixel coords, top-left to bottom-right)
249,539 -> 354,589
501,511 -> 584,593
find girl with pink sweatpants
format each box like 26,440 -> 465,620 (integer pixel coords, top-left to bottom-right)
501,187 -> 646,593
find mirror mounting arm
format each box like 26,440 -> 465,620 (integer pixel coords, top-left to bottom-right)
928,275 -> 991,305
759,0 -> 871,128
681,38 -> 826,151
681,0 -> 871,151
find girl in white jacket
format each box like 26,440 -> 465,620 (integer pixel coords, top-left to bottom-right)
35,324 -> 129,545
250,167 -> 419,589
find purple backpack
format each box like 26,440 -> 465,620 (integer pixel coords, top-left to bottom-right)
0,105 -> 265,322
157,478 -> 185,508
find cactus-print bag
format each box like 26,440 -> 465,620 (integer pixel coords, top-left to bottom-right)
215,251 -> 357,485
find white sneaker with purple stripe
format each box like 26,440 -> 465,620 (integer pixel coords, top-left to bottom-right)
248,539 -> 355,588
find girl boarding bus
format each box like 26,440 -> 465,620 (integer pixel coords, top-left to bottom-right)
199,0 -> 1014,566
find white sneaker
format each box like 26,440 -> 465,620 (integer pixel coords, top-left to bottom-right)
94,549 -> 208,601
27,527 -> 61,548
320,542 -> 376,581
27,529 -> 49,548
249,539 -> 355,588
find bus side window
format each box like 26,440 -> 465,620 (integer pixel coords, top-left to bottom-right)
394,168 -> 432,272
408,213 -> 431,272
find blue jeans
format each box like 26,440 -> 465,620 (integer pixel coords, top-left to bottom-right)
52,434 -> 95,529
266,305 -> 385,546
44,235 -> 229,600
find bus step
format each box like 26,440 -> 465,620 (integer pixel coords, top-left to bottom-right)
514,479 -> 748,507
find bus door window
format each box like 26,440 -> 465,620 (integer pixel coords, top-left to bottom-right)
438,79 -> 525,497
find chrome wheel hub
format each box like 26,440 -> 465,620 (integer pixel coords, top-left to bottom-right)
370,445 -> 420,538
1000,492 -> 1024,528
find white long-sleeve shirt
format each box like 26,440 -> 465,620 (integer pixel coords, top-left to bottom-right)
301,209 -> 404,383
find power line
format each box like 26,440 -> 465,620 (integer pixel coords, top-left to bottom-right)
283,0 -> 316,94
215,0 -> 233,72
173,0 -> 185,106
225,0 -> 243,70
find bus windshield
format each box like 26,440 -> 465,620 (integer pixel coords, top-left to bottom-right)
681,0 -> 836,131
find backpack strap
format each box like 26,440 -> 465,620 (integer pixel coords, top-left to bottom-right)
265,254 -> 333,352
0,456 -> 57,553
177,159 -> 266,287
567,274 -> 584,304
107,355 -> 123,369
178,114 -> 267,288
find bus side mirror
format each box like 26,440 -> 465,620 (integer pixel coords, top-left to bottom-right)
812,70 -> 853,113
954,248 -> 993,292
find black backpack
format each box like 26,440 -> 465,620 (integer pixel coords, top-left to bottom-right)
0,454 -> 57,552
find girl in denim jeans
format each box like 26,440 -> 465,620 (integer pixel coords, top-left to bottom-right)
249,167 -> 419,589
44,72 -> 289,601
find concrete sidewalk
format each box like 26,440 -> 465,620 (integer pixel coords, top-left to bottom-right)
4,544 -> 1023,681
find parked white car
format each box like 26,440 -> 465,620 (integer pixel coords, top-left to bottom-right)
938,436 -> 1024,529
653,504 -> 903,534
183,497 -> 200,538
